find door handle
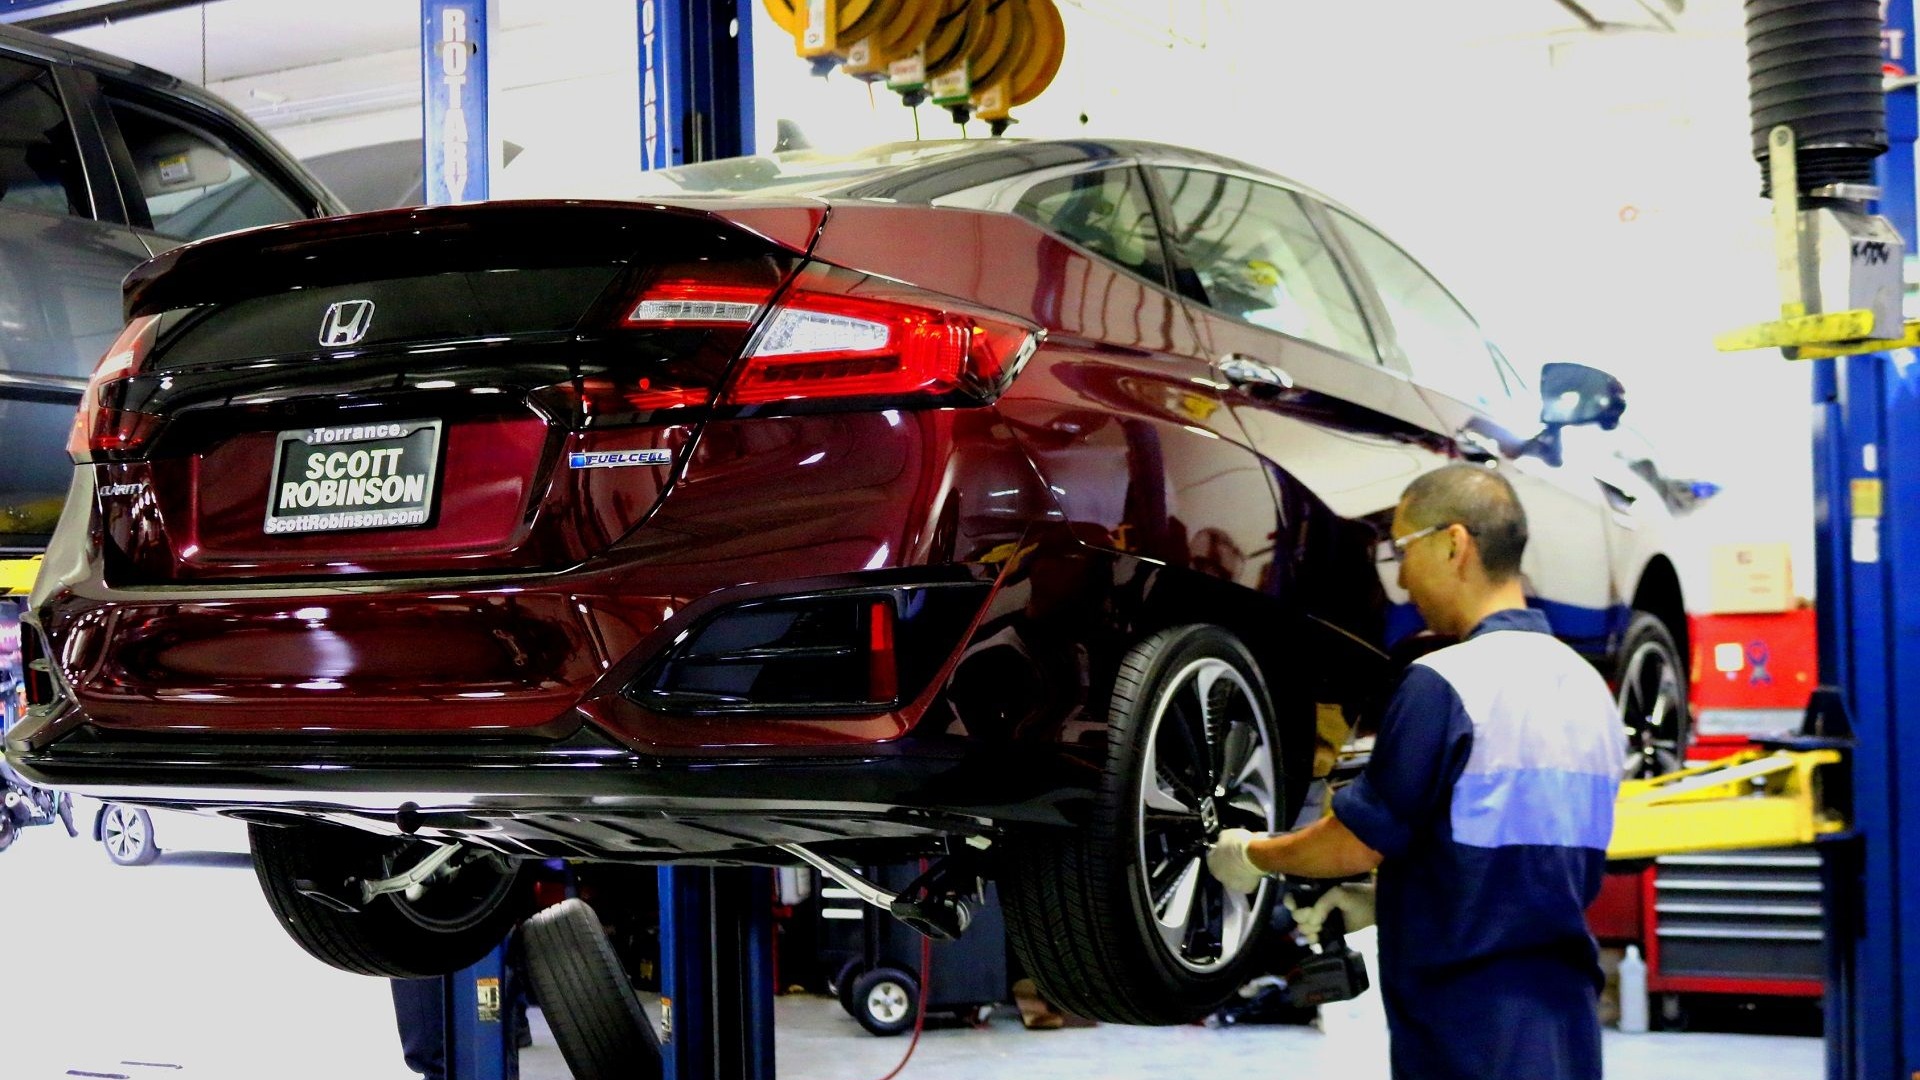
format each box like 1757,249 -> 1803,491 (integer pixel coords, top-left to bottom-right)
1217,354 -> 1295,399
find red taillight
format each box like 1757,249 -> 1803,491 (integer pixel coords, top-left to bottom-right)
622,276 -> 775,330
722,265 -> 1039,406
867,599 -> 898,704
588,261 -> 1038,414
539,265 -> 787,421
68,315 -> 163,463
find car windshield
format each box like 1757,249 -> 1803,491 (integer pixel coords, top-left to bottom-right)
627,142 -> 979,197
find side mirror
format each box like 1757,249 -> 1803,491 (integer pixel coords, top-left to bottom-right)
1538,362 -> 1627,431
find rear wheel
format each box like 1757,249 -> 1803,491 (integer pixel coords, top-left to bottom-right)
102,805 -> 160,866
1000,624 -> 1288,1025
248,822 -> 525,978
1615,613 -> 1688,779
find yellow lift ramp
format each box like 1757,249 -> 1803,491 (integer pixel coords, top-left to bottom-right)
1608,746 -> 1847,861
0,556 -> 37,597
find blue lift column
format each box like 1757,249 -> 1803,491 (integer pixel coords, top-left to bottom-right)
419,7 -> 514,1080
1816,2 -> 1920,1076
423,0 -> 495,203
641,0 -> 756,170
444,946 -> 515,1080
658,867 -> 778,1079
644,4 -> 769,1077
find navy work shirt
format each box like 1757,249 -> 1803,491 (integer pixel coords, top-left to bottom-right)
1331,608 -> 1624,1080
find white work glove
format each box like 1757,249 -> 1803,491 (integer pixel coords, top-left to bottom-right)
1284,882 -> 1376,944
1205,827 -> 1270,894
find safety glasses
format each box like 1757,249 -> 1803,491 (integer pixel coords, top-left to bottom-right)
1375,523 -> 1458,564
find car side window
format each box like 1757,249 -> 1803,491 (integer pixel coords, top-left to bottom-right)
106,94 -> 305,242
1010,166 -> 1167,286
0,56 -> 91,219
1152,169 -> 1375,360
1326,208 -> 1510,410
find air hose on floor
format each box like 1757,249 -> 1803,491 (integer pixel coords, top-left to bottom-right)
868,934 -> 932,1080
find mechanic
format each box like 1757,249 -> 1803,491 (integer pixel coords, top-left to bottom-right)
1208,463 -> 1623,1080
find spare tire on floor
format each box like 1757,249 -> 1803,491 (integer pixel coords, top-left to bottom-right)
522,898 -> 662,1080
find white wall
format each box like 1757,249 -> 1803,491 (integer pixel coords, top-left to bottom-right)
71,0 -> 646,201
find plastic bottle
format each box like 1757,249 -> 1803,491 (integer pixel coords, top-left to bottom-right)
1618,944 -> 1650,1033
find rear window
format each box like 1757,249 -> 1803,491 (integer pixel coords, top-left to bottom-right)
628,142 -> 978,198
1011,167 -> 1167,286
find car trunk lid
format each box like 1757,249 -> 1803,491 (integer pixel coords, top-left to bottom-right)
93,199 -> 820,583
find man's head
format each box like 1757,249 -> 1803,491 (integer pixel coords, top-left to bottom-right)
1391,464 -> 1529,637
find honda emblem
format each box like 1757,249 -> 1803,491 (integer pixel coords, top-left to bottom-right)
318,300 -> 376,347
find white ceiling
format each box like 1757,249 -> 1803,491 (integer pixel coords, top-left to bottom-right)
54,0 -> 1693,89
57,0 -> 415,83
54,0 -> 567,85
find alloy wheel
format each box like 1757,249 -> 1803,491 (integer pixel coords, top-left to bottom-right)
380,842 -> 521,934
1136,657 -> 1278,973
1618,635 -> 1686,779
104,806 -> 151,863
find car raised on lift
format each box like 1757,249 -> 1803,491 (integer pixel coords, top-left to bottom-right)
6,138 -> 1694,1023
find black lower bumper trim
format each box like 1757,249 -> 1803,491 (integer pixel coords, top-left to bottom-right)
7,730 -> 1094,858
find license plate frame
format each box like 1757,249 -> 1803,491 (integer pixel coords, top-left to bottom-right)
264,419 -> 443,535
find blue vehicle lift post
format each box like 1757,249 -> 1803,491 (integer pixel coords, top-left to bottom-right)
648,4 -> 771,1075
426,2 -> 765,1076
444,945 -> 516,1080
658,866 -> 778,1079
422,0 -> 494,204
418,5 -> 515,1077
641,0 -> 755,170
1815,1 -> 1920,1076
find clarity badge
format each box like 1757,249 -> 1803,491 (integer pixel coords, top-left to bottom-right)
570,449 -> 674,469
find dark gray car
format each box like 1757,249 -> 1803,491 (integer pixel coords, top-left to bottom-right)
0,23 -> 342,553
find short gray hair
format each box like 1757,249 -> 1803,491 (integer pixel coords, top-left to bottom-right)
1400,464 -> 1528,581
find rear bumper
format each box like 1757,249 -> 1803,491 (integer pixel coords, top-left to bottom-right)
5,712 -> 1095,857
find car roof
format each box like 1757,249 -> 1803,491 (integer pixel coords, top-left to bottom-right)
661,136 -> 1368,223
0,22 -> 236,118
0,22 -> 348,218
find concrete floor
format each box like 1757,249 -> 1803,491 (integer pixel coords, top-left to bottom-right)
7,827 -> 1825,1079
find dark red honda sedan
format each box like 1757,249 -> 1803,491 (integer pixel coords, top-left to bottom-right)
6,139 -> 1691,1024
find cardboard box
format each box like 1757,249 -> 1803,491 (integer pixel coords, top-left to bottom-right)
1709,543 -> 1794,614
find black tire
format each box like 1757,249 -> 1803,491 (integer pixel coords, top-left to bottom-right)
1000,624 -> 1290,1025
102,805 -> 160,866
0,809 -> 15,853
832,956 -> 866,1014
521,898 -> 662,1080
1615,612 -> 1689,779
248,822 -> 525,979
849,966 -> 918,1037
